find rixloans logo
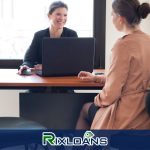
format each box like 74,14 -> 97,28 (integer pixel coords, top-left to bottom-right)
42,131 -> 108,146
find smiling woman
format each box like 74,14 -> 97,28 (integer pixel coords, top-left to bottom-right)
0,0 -> 93,59
18,1 -> 79,75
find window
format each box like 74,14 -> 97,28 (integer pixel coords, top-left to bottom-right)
0,0 -> 93,59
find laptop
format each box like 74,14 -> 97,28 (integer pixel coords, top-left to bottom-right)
36,37 -> 95,77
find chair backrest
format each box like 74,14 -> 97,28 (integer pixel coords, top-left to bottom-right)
145,91 -> 150,116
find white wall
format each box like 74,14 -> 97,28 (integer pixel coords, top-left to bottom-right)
0,0 -> 150,116
105,0 -> 150,69
0,90 -> 19,116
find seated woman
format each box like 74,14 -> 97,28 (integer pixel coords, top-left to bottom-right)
76,0 -> 150,129
18,1 -> 78,74
18,1 -> 77,92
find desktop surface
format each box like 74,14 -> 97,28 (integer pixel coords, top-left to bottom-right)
0,69 -> 104,88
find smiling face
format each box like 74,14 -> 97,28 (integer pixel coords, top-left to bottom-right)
48,7 -> 68,30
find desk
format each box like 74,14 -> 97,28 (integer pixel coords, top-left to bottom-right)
0,69 -> 104,89
0,69 -> 104,129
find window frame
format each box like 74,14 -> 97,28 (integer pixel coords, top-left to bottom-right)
0,59 -> 22,69
93,0 -> 106,69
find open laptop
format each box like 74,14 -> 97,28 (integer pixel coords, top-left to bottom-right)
36,37 -> 95,77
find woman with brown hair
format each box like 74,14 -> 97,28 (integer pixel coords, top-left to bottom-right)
76,0 -> 150,129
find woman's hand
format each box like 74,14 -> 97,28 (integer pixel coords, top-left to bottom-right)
78,71 -> 106,85
18,65 -> 30,75
34,64 -> 42,71
78,71 -> 95,82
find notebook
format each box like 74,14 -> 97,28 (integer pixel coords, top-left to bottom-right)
36,37 -> 95,77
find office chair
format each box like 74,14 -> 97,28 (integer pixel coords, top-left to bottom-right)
0,117 -> 47,150
146,91 -> 150,116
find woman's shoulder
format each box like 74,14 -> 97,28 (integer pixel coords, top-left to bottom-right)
112,30 -> 150,54
112,36 -> 134,54
120,30 -> 150,43
34,28 -> 49,37
62,27 -> 78,37
115,31 -> 141,45
63,27 -> 76,33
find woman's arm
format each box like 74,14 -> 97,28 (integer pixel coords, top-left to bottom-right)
22,32 -> 39,68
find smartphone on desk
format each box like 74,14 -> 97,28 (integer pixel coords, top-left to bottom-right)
94,72 -> 104,75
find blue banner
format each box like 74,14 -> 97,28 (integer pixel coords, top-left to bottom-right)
0,130 -> 150,149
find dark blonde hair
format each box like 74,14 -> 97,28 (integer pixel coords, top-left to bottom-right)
112,0 -> 150,26
48,1 -> 68,15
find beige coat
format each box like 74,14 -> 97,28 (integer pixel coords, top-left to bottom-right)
91,30 -> 150,129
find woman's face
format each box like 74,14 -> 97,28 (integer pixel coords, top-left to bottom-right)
111,10 -> 123,31
48,7 -> 68,29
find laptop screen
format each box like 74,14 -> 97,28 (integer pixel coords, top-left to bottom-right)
40,37 -> 95,77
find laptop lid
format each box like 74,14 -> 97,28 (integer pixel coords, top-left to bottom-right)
40,37 -> 95,77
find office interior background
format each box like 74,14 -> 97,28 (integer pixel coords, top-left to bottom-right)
0,0 -> 150,116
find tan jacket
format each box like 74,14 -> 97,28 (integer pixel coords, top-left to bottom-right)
91,30 -> 150,129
